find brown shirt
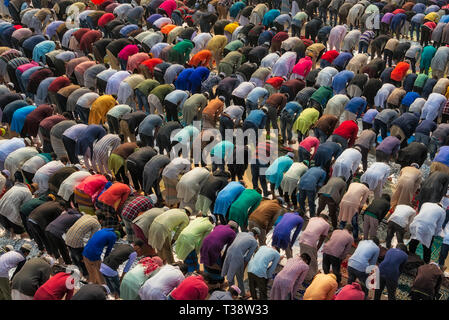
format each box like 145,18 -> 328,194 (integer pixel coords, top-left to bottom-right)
266,93 -> 287,111
249,199 -> 283,230
314,114 -> 339,136
202,98 -> 224,120
386,88 -> 406,106
112,143 -> 138,159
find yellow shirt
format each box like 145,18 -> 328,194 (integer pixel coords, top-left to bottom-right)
424,12 -> 439,23
303,273 -> 338,300
224,22 -> 239,34
89,95 -> 117,125
206,35 -> 228,52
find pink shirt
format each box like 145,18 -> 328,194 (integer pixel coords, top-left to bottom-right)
127,52 -> 150,71
299,136 -> 320,158
299,217 -> 330,248
334,283 -> 365,300
158,0 -> 177,17
322,229 -> 354,259
292,56 -> 313,77
118,45 -> 139,61
17,61 -> 39,73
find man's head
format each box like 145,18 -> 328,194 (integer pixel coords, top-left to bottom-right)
133,239 -> 145,257
228,220 -> 239,232
320,213 -> 330,222
229,285 -> 241,299
60,156 -> 69,165
261,106 -> 268,114
20,243 -> 32,256
396,243 -> 408,254
218,96 -> 226,103
371,236 -> 380,246
381,193 -> 391,202
300,253 -> 311,265
1,169 -> 10,180
250,227 -> 260,240
344,224 -> 353,233
184,206 -> 193,216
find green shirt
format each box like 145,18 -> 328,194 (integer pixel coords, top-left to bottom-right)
150,84 -> 175,103
224,40 -> 244,52
228,189 -> 262,229
173,40 -> 194,54
136,79 -> 161,95
310,86 -> 333,106
174,217 -> 214,260
414,73 -> 428,88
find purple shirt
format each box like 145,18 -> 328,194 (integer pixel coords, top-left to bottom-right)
362,109 -> 379,124
272,213 -> 304,247
376,136 -> 401,155
434,146 -> 449,167
200,225 -> 236,267
381,13 -> 394,24
62,124 -> 88,141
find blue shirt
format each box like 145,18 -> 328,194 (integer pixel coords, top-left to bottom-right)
175,68 -> 194,91
348,240 -> 380,272
210,141 -> 234,160
401,92 -> 420,107
258,30 -> 275,46
214,181 -> 245,216
434,146 -> 449,167
282,101 -> 302,118
298,166 -> 326,191
332,53 -> 353,69
262,9 -> 281,27
345,97 -> 367,118
332,70 -> 354,94
403,74 -> 418,92
83,228 -> 117,261
415,119 -> 437,135
412,4 -> 426,13
247,245 -> 281,279
362,109 -> 379,124
189,67 -> 210,94
76,124 -> 107,157
245,109 -> 267,128
379,248 -> 408,281
390,13 -> 406,30
273,212 -> 304,247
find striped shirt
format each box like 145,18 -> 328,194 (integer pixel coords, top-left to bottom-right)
0,183 -> 32,226
360,30 -> 375,44
65,214 -> 101,248
121,196 -> 154,221
92,134 -> 121,170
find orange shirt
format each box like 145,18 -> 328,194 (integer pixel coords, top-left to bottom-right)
161,24 -> 177,34
303,273 -> 338,300
97,182 -> 131,210
202,98 -> 224,119
189,50 -> 212,67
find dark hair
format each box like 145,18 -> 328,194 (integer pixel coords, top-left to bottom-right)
345,224 -> 353,233
395,135 -> 402,140
381,193 -> 391,202
396,243 -> 408,254
62,112 -> 73,120
172,261 -> 188,274
136,140 -> 145,148
119,134 -> 125,143
133,239 -> 144,247
96,212 -> 106,221
229,287 -> 239,296
50,152 -> 57,160
301,253 -> 311,265
14,171 -> 23,183
60,156 -> 69,164
371,236 -> 380,246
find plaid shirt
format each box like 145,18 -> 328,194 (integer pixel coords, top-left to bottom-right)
442,99 -> 449,115
65,215 -> 101,248
120,196 -> 154,221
